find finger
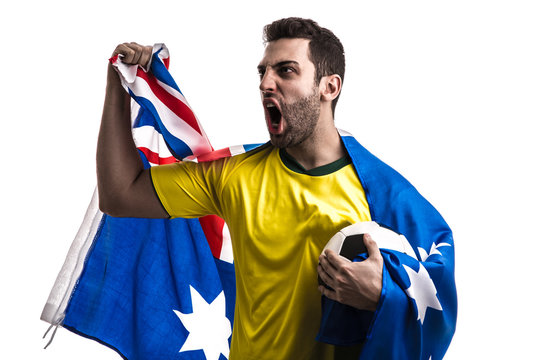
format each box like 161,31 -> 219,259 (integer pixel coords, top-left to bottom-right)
364,233 -> 383,261
318,285 -> 337,300
112,43 -> 129,58
137,45 -> 153,69
113,43 -> 144,65
130,42 -> 147,65
318,254 -> 336,280
319,251 -> 339,276
112,43 -> 136,63
323,248 -> 350,268
317,263 -> 333,287
127,43 -> 153,68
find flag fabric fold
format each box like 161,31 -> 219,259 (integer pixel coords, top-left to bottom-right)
42,44 -> 456,360
318,132 -> 457,359
41,44 -> 245,359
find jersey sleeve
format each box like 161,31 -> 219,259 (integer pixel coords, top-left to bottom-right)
150,160 -> 223,219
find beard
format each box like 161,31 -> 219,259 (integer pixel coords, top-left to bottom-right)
269,88 -> 321,149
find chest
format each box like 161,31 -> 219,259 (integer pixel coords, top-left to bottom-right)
220,164 -> 372,261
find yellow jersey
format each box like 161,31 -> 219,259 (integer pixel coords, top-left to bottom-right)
151,144 -> 371,359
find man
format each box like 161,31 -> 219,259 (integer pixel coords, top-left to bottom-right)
98,18 -> 455,359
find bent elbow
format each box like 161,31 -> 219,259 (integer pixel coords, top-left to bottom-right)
98,191 -> 127,217
98,200 -> 115,216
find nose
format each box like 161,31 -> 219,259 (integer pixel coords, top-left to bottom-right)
259,68 -> 276,94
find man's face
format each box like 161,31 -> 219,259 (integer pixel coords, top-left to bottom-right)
257,38 -> 321,148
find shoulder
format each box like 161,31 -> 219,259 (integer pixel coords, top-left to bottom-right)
215,142 -> 275,170
152,143 -> 274,177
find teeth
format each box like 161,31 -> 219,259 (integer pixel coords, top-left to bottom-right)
266,103 -> 276,108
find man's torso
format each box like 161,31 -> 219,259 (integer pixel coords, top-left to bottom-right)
151,144 -> 371,359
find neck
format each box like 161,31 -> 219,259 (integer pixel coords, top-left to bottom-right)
284,119 -> 346,171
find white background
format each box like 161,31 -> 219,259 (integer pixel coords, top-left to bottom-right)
1,0 -> 539,358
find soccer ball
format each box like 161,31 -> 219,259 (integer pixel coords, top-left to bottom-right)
322,221 -> 410,261
318,222 -> 414,288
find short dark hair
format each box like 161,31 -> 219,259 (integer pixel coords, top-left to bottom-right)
263,17 -> 345,113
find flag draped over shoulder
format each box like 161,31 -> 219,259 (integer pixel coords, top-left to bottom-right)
41,44 -> 255,360
318,131 -> 457,360
42,44 -> 456,360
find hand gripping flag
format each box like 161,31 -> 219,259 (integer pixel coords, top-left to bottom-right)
41,44 -> 259,359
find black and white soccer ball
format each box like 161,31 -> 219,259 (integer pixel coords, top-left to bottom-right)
322,221 -> 410,261
318,221 -> 410,288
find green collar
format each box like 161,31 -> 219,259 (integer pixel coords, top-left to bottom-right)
279,148 -> 352,176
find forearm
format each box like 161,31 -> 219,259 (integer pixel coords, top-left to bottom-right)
96,63 -> 145,214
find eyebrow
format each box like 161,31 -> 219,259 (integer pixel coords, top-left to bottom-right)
257,60 -> 300,73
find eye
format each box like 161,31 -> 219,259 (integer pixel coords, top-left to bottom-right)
257,68 -> 266,79
279,66 -> 295,75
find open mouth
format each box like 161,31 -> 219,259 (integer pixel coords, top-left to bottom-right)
264,99 -> 284,135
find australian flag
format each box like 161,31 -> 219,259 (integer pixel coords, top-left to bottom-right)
41,44 -> 250,359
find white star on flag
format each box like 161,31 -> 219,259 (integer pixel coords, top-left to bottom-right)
403,263 -> 443,324
173,286 -> 232,359
417,242 -> 452,261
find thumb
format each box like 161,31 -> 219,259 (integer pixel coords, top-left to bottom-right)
364,233 -> 383,260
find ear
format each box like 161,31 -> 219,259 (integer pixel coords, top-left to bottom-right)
319,74 -> 342,103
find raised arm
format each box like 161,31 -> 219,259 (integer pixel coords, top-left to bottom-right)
97,43 -> 168,218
